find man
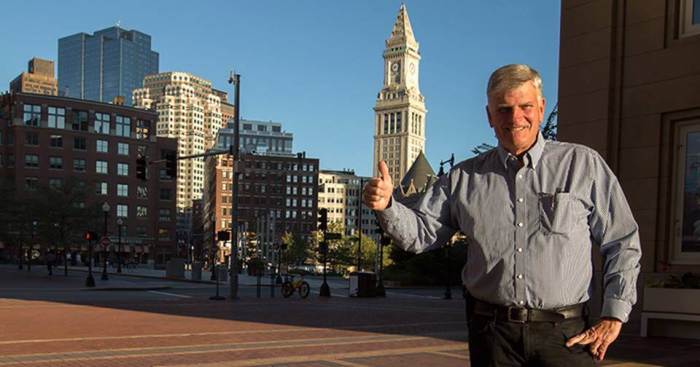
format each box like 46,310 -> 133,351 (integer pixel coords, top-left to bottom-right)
363,64 -> 641,366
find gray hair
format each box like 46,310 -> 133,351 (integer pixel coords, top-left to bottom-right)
487,64 -> 543,99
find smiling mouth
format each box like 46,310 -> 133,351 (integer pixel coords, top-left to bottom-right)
505,126 -> 529,132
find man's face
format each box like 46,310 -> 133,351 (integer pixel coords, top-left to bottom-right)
486,82 -> 545,156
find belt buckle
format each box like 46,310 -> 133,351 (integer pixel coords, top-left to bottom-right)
507,307 -> 528,323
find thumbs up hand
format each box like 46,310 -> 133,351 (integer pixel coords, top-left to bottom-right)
363,160 -> 394,211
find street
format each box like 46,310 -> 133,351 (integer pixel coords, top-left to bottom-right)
0,266 -> 698,366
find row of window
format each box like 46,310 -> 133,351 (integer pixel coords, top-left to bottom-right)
22,104 -> 151,139
285,198 -> 315,208
23,155 -> 130,175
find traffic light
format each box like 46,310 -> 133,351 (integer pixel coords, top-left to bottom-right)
165,152 -> 177,178
216,230 -> 230,242
318,208 -> 328,231
84,231 -> 97,241
136,155 -> 147,180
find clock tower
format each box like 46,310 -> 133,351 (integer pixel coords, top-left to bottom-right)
373,4 -> 426,185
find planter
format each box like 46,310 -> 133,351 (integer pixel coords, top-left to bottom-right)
643,287 -> 700,314
642,287 -> 700,339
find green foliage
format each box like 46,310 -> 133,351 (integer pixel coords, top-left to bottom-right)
280,231 -> 312,266
383,239 -> 467,286
542,103 -> 558,141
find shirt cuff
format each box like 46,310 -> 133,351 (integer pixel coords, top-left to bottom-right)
601,297 -> 632,323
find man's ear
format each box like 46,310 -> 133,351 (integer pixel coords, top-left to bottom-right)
486,105 -> 493,127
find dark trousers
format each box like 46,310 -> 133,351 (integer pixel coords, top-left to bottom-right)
466,304 -> 594,366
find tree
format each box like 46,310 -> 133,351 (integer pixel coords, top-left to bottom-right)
541,103 -> 558,140
280,231 -> 312,266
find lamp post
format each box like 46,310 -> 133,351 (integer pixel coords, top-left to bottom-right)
357,177 -> 363,272
101,202 -> 110,281
28,220 -> 37,272
116,218 -> 123,273
85,232 -> 95,287
438,154 -> 454,300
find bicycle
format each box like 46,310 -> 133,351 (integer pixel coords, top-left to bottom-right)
282,275 -> 310,298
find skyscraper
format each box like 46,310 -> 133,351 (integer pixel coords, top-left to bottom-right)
132,72 -> 224,229
58,26 -> 159,105
373,4 -> 427,185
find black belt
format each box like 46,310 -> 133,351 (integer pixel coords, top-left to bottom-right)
472,299 -> 585,324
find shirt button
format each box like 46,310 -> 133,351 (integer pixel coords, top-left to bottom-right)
517,174 -> 523,179
518,300 -> 525,306
517,247 -> 523,253
517,222 -> 524,227
517,198 -> 524,203
517,274 -> 523,279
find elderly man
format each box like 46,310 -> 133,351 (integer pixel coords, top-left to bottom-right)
363,64 -> 641,366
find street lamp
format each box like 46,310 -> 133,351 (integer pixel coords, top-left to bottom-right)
101,202 -> 110,281
116,218 -> 123,273
85,231 -> 95,287
437,154 -> 454,300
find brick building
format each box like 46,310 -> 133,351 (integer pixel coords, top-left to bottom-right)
203,152 -> 319,266
0,92 -> 177,265
559,0 -> 700,336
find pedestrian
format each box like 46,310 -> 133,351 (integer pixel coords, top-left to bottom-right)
46,250 -> 56,276
363,64 -> 642,366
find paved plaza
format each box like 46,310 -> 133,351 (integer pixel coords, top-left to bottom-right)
0,265 -> 698,366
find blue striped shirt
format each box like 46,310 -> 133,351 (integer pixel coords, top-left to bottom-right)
378,133 -> 641,322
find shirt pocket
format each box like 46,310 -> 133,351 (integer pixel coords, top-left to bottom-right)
538,192 -> 572,235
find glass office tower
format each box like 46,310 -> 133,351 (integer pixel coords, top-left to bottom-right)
58,26 -> 159,105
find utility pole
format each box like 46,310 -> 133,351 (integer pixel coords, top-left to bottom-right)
357,177 -> 363,272
228,71 -> 241,300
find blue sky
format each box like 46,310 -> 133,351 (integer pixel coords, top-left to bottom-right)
0,0 -> 561,177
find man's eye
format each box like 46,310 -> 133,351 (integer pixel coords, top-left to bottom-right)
498,107 -> 511,113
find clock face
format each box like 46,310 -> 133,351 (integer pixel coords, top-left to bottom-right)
391,62 -> 400,72
409,63 -> 416,74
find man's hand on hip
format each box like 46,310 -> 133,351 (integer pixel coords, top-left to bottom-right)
565,318 -> 622,361
363,160 -> 393,211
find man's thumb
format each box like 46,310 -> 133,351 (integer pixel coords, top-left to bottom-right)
378,161 -> 391,183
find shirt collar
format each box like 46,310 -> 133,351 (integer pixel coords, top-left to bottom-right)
496,131 -> 546,169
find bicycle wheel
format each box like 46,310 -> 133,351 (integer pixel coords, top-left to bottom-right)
299,281 -> 310,299
282,281 -> 294,298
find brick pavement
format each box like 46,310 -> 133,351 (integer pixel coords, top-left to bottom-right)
1,265 -> 699,366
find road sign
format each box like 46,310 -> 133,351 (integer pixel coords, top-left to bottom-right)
100,237 -> 111,247
325,233 -> 342,240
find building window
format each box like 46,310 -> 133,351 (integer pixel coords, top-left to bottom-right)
117,204 -> 129,218
118,143 -> 129,155
25,177 -> 39,191
23,104 -> 41,126
96,139 -> 108,153
48,178 -> 63,189
137,206 -> 147,217
49,156 -> 63,169
117,163 -> 128,176
117,184 -> 129,197
96,182 -> 108,195
673,122 -> 700,263
681,0 -> 700,37
96,160 -> 108,174
136,119 -> 150,140
94,113 -> 110,134
25,154 -> 39,168
115,115 -> 131,137
48,107 -> 65,129
50,135 -> 63,148
25,132 -> 39,145
72,110 -> 88,131
137,186 -> 148,199
74,159 -> 86,172
73,136 -> 86,150
159,209 -> 171,222
160,188 -> 172,200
